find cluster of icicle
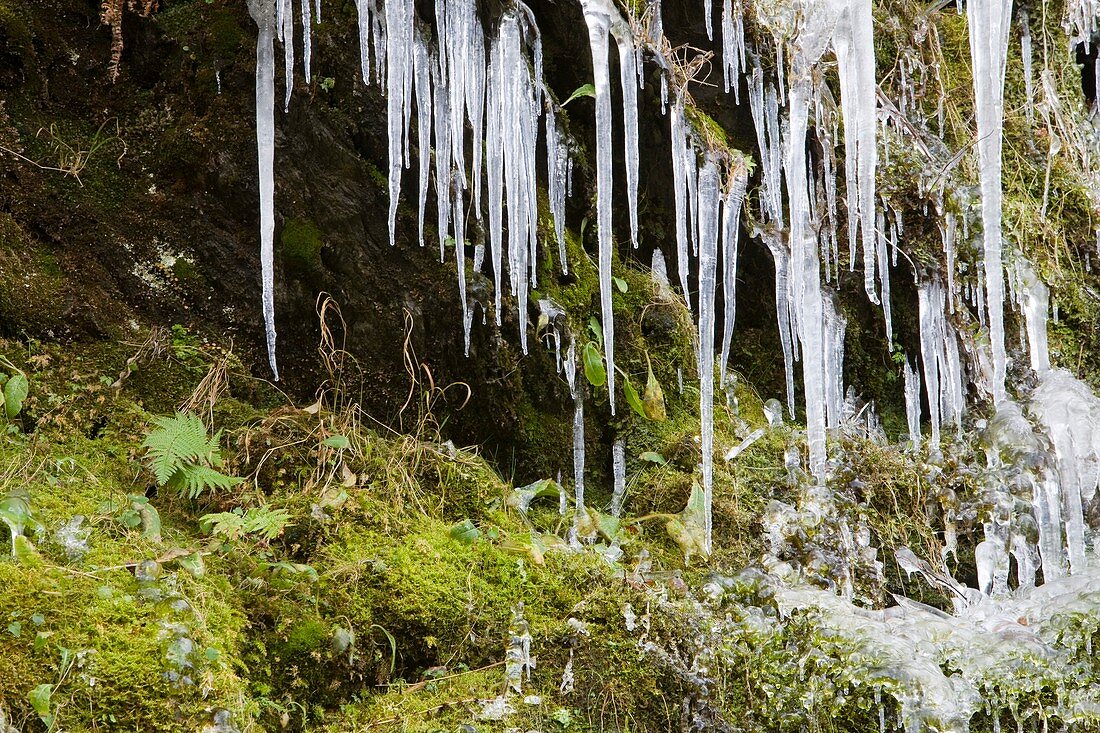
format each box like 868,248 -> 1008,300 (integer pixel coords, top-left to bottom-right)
245,0 -> 1100,576
247,0 -> 574,372
248,0 -> 752,554
747,0 -> 880,483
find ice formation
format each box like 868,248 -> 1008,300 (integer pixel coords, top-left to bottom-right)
247,0 -> 279,381
610,438 -> 626,517
967,0 -> 1013,403
240,0 -> 1100,639
917,279 -> 965,448
580,0 -> 640,413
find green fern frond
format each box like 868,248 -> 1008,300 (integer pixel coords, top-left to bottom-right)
200,506 -> 291,541
200,510 -> 247,540
167,465 -> 242,499
243,507 -> 292,541
142,412 -> 217,484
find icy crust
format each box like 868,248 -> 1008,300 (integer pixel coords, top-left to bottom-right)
618,551 -> 1100,733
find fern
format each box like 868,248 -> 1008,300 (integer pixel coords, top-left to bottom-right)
167,465 -> 242,500
142,411 -> 239,498
201,506 -> 292,542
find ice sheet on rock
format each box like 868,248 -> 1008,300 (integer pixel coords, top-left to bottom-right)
1029,370 -> 1100,574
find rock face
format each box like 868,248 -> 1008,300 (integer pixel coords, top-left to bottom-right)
0,0 -> 581,479
2,0 -> 1097,483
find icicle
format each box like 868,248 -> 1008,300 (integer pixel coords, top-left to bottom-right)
301,0 -> 312,84
249,0 -> 279,380
486,46 -> 503,321
748,63 -> 784,228
786,65 -> 834,481
414,37 -> 432,246
1016,260 -> 1050,374
504,604 -> 534,694
918,279 -> 965,448
670,101 -> 693,303
281,0 -> 295,112
1029,370 -> 1100,574
485,10 -> 541,349
704,0 -> 713,40
719,167 -> 748,383
580,0 -> 617,414
876,208 -> 892,341
354,0 -> 373,84
433,53 -> 452,264
696,153 -> 722,555
967,0 -> 1012,403
833,0 -> 878,307
611,21 -> 640,249
384,0 -> 414,247
904,358 -> 921,447
565,339 -> 586,541
646,0 -> 663,45
610,439 -> 626,517
1020,10 -> 1033,128
941,210 -> 957,313
761,229 -> 797,418
454,184 -> 470,354
823,290 -> 847,430
546,107 -> 572,274
721,0 -> 745,101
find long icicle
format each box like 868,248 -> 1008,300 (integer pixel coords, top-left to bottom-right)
696,153 -> 721,554
581,0 -> 617,414
719,167 -> 748,383
249,0 -> 279,380
967,0 -> 1013,403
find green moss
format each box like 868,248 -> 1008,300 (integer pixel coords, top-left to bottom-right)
0,214 -> 66,334
280,217 -> 325,274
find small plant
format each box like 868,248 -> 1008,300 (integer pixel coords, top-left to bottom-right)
200,506 -> 292,542
141,411 -> 241,498
0,356 -> 29,427
0,488 -> 34,555
99,494 -> 161,540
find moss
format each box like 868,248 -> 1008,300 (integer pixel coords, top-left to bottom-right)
0,215 -> 66,334
280,217 -> 325,275
0,426 -> 252,732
